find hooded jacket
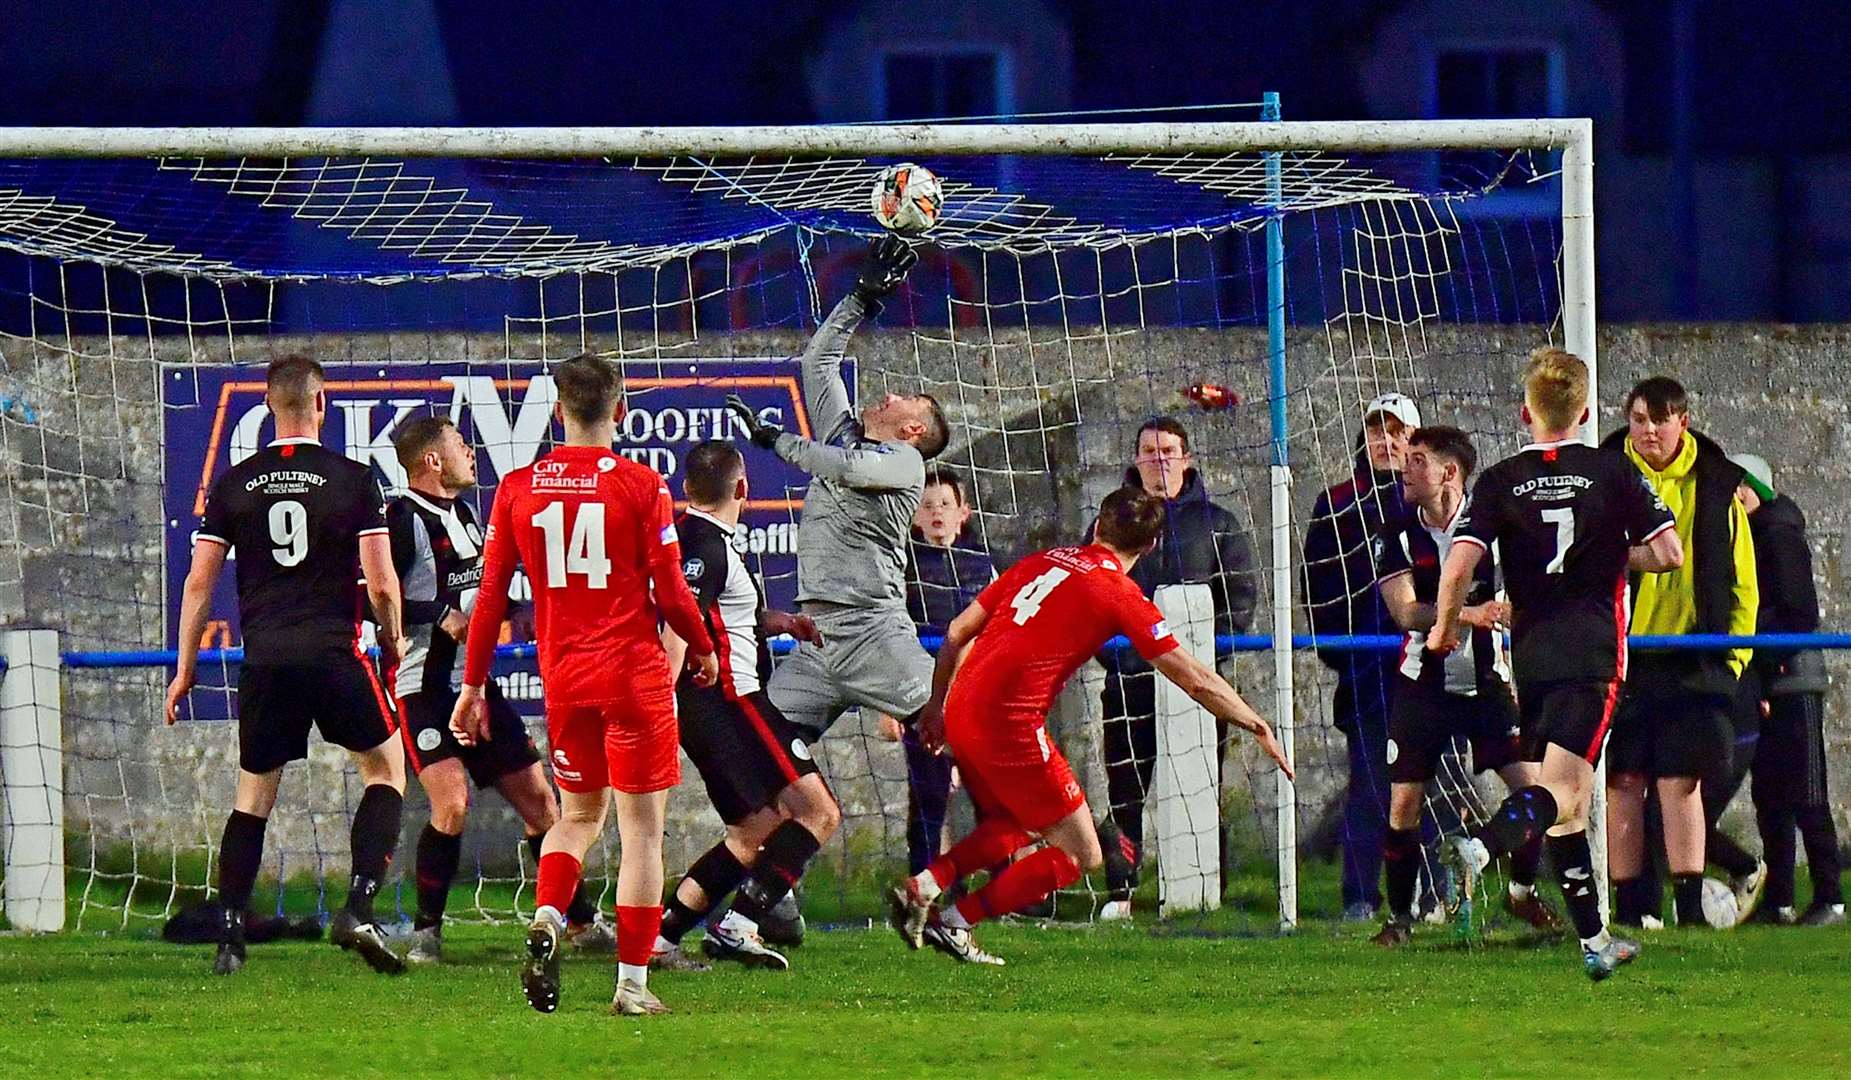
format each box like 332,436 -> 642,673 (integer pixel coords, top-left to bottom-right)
1744,492 -> 1827,694
1600,426 -> 1757,697
1302,446 -> 1408,679
1095,467 -> 1258,675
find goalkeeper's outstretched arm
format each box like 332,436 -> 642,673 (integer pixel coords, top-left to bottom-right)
1149,646 -> 1294,779
793,235 -> 920,446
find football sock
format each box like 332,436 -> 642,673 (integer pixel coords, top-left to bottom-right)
535,851 -> 582,916
953,846 -> 1082,926
1672,873 -> 1706,926
1474,786 -> 1558,858
1797,805 -> 1844,905
1613,876 -> 1656,926
661,842 -> 748,946
414,824 -> 462,930
616,905 -> 662,973
732,821 -> 821,925
217,810 -> 269,915
1545,831 -> 1605,944
1382,826 -> 1421,922
1510,832 -> 1544,889
527,833 -> 601,925
344,783 -> 403,922
928,818 -> 1033,892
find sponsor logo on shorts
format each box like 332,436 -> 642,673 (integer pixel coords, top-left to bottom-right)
790,738 -> 813,762
1385,738 -> 1399,765
417,727 -> 442,753
552,747 -> 581,782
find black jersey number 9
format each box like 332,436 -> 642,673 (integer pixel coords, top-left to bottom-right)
269,500 -> 309,567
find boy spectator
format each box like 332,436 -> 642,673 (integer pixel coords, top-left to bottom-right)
896,467 -> 997,879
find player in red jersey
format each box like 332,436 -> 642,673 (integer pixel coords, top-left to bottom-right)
890,487 -> 1293,963
450,353 -> 718,1018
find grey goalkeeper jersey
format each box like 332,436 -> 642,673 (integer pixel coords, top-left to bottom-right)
775,292 -> 926,610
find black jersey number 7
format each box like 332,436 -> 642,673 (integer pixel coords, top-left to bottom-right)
1542,507 -> 1574,574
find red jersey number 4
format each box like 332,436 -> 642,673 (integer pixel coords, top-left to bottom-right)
1008,568 -> 1072,625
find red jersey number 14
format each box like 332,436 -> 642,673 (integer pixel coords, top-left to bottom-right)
532,501 -> 612,590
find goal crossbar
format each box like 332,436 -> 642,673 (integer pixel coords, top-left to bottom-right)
0,119 -> 1590,159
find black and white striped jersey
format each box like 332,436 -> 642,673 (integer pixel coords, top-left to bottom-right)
1376,502 -> 1509,696
387,490 -> 485,698
677,508 -> 769,699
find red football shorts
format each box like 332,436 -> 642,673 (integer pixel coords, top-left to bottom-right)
946,707 -> 1086,833
545,676 -> 679,795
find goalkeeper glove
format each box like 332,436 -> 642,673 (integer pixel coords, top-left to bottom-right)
854,234 -> 919,304
724,394 -> 783,450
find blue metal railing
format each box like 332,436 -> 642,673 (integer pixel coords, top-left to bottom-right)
53,631 -> 1851,669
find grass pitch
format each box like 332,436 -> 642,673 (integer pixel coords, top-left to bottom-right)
4,897 -> 1850,1079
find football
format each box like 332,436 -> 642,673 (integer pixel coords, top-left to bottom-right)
1701,875 -> 1740,929
870,163 -> 944,235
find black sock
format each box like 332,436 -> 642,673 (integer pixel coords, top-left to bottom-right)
731,821 -> 822,924
1614,876 -> 1654,926
1546,831 -> 1604,942
1382,827 -> 1421,922
1475,786 -> 1558,858
345,784 -> 403,922
1797,805 -> 1844,905
524,832 -> 601,925
1510,833 -> 1544,889
218,810 -> 269,916
1672,873 -> 1705,926
662,842 -> 749,945
414,825 -> 462,930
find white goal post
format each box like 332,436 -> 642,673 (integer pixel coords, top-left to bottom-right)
0,118 -> 1597,931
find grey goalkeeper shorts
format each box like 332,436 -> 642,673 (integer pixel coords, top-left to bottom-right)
768,602 -> 934,744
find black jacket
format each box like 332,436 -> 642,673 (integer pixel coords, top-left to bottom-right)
1745,493 -> 1826,693
1600,426 -> 1748,697
1302,448 -> 1407,679
903,531 -> 996,636
1096,468 -> 1258,674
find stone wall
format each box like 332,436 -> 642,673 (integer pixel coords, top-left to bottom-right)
5,321 -> 1848,907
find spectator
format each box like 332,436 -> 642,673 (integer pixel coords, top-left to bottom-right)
1095,416 -> 1258,919
1732,454 -> 1844,925
1600,376 -> 1757,929
895,467 -> 996,879
1302,393 -> 1418,921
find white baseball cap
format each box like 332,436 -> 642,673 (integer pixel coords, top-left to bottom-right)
1363,392 -> 1421,430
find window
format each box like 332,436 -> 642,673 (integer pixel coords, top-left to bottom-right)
879,49 -> 1010,121
1423,44 -> 1564,217
1434,49 -> 1555,119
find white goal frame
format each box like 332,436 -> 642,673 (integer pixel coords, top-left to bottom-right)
0,119 -> 1597,931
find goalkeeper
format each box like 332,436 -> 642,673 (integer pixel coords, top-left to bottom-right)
726,236 -> 950,758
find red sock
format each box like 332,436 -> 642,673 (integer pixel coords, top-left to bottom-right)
535,851 -> 581,915
928,818 -> 1032,890
616,904 -> 662,967
954,847 -> 1082,926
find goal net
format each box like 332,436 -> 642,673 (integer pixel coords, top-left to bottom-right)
0,120 -> 1590,934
